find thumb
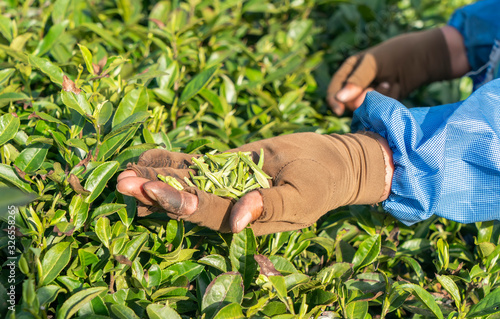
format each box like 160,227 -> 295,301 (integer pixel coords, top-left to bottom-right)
336,83 -> 365,104
230,191 -> 264,233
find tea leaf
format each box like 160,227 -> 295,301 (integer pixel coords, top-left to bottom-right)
202,272 -> 244,318
78,44 -> 94,75
37,285 -> 66,307
51,0 -> 71,23
199,254 -> 230,273
34,21 -> 68,56
185,138 -> 213,154
317,262 -> 352,284
0,188 -> 35,211
84,161 -> 119,203
34,111 -> 68,128
98,123 -> 144,161
146,303 -> 182,319
96,101 -> 113,126
66,138 -> 88,153
466,288 -> 500,318
436,238 -> 449,271
166,261 -> 205,282
212,303 -> 245,319
352,234 -> 381,272
0,164 -> 33,193
61,90 -> 93,117
81,23 -> 124,51
57,286 -> 107,319
345,301 -> 368,319
78,250 -> 99,266
0,68 -> 15,85
95,216 -> 111,248
0,113 -> 20,146
0,15 -> 12,41
179,65 -> 218,104
119,232 -> 148,264
230,228 -> 258,289
28,55 -> 64,85
436,275 -> 461,309
143,264 -> 162,288
398,283 -> 444,319
14,143 -> 50,173
157,174 -> 184,190
39,241 -> 72,286
109,304 -> 141,319
0,92 -> 29,105
112,87 -> 149,128
284,273 -> 309,291
400,256 -> 425,284
269,275 -> 287,300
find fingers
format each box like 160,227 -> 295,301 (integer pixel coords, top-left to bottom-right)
230,191 -> 264,233
116,176 -> 156,206
142,181 -> 198,216
343,54 -> 377,89
327,54 -> 378,116
117,168 -> 264,233
117,174 -> 199,215
327,56 -> 359,115
336,83 -> 367,112
117,169 -> 137,182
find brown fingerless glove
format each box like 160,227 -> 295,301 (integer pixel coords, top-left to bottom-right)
128,132 -> 387,235
328,28 -> 453,100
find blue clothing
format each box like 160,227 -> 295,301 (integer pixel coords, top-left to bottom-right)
448,0 -> 500,88
352,80 -> 500,225
352,0 -> 500,225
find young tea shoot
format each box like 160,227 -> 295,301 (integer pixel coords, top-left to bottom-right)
157,174 -> 185,191
158,149 -> 271,199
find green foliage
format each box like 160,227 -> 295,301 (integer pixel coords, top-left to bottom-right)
2,0 -> 499,318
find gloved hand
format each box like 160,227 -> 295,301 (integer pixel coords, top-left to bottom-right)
116,132 -> 390,236
327,28 -> 453,115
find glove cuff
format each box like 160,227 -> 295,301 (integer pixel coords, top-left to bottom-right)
334,132 -> 388,205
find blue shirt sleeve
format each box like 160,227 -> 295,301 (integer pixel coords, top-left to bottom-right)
351,78 -> 500,225
448,0 -> 500,84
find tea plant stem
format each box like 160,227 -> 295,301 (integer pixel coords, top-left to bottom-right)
109,271 -> 115,293
170,96 -> 179,129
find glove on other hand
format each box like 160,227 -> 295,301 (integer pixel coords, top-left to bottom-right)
127,132 -> 387,235
328,28 -> 452,103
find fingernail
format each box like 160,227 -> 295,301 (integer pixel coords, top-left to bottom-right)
235,212 -> 253,233
144,187 -> 158,201
116,182 -> 131,196
336,89 -> 349,102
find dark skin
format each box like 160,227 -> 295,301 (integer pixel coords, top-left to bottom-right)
116,135 -> 394,233
116,170 -> 264,233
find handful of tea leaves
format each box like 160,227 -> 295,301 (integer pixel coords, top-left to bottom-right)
158,149 -> 272,199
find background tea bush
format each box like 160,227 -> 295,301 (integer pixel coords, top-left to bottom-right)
2,0 -> 499,318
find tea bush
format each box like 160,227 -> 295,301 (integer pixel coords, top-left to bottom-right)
2,0 -> 499,318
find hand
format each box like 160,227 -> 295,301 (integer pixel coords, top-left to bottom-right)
327,28 -> 454,116
117,132 -> 391,236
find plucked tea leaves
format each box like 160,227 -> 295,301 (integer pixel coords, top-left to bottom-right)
159,150 -> 271,199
